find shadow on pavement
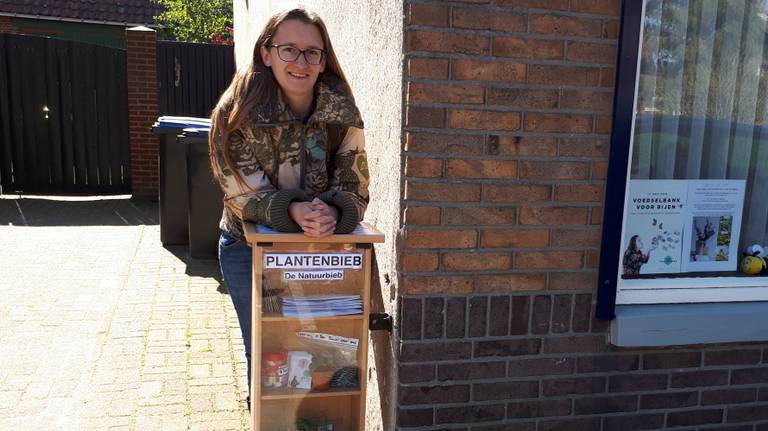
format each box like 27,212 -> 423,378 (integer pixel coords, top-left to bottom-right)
0,195 -> 159,226
165,244 -> 227,294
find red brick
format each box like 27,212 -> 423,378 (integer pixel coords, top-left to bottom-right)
407,57 -> 449,79
402,252 -> 439,272
406,30 -> 488,55
437,361 -> 506,381
574,395 -> 637,415
596,115 -> 612,134
406,157 -> 443,178
601,67 -> 616,87
543,335 -> 607,354
549,271 -> 597,290
472,382 -> 540,402
452,8 -> 526,31
519,161 -> 590,180
493,37 -> 564,60
406,106 -> 445,128
516,251 -> 583,269
407,3 -> 449,27
409,82 -> 484,104
452,59 -> 526,83
531,14 -> 603,37
487,88 -> 558,109
591,207 -> 603,225
399,384 -> 470,405
496,0 -> 569,9
572,0 -> 620,16
555,184 -> 605,202
560,90 -> 613,112
448,109 -> 521,132
483,184 -> 552,203
480,229 -> 550,248
551,229 -> 601,247
586,250 -> 600,268
592,161 -> 609,179
667,409 -> 724,427
404,206 -> 441,225
405,132 -> 483,155
402,276 -> 474,294
446,159 -> 517,179
404,229 -> 477,249
434,404 -> 507,423
492,136 -> 558,156
520,207 -> 589,225
704,349 -> 762,366
604,20 -> 620,39
643,352 -> 701,370
444,207 -> 517,225
567,41 -> 617,64
524,113 -> 593,133
443,252 -> 512,271
528,64 -> 600,86
405,181 -> 482,202
475,274 -> 547,292
559,138 -> 610,158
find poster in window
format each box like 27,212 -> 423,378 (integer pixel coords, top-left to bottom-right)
622,179 -> 747,277
621,180 -> 688,276
680,180 -> 746,273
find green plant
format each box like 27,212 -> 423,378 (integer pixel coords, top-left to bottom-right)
309,353 -> 334,372
152,0 -> 233,44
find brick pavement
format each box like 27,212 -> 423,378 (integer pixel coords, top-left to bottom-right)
0,195 -> 249,430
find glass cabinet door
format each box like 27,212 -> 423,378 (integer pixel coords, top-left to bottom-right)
255,241 -> 369,431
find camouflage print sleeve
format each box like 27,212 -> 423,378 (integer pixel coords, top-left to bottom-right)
212,131 -> 306,232
321,126 -> 370,233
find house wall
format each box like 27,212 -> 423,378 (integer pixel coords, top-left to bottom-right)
232,1 -> 403,429
398,0 -> 768,430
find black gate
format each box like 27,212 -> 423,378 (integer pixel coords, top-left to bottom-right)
157,41 -> 235,117
0,33 -> 130,195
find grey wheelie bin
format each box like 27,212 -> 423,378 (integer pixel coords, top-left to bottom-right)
179,127 -> 224,260
151,116 -> 211,246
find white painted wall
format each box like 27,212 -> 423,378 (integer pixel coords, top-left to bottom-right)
233,1 -> 403,429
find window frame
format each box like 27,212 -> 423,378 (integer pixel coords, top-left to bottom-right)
595,0 -> 768,320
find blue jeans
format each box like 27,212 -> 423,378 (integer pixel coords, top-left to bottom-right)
218,231 -> 252,393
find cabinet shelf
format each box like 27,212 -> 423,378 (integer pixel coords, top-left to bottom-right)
261,313 -> 364,322
245,224 -> 384,431
261,388 -> 360,400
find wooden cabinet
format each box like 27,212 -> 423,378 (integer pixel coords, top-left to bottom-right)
244,223 -> 384,431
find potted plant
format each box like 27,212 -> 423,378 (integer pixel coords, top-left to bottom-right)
309,354 -> 335,391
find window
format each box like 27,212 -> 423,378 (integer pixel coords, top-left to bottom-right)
598,1 -> 768,323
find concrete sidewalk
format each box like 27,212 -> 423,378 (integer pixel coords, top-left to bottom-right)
0,195 -> 249,430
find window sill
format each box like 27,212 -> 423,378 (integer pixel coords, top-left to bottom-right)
611,302 -> 768,346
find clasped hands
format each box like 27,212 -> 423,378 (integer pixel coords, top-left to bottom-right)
289,198 -> 339,238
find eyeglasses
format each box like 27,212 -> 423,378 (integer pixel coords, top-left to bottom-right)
265,44 -> 326,65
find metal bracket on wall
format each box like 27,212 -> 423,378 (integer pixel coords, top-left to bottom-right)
369,313 -> 392,332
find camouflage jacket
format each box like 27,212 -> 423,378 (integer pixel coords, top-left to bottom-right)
212,75 -> 370,239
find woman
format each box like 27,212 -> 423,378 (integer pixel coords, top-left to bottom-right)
208,8 -> 369,395
622,235 -> 656,277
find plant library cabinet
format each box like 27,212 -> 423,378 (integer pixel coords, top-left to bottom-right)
243,223 -> 384,431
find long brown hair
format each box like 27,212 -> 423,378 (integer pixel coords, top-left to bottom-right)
209,8 -> 350,191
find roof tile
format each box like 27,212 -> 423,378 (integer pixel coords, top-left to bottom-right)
0,0 -> 164,25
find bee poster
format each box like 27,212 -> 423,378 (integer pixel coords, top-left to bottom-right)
680,180 -> 746,273
621,180 -> 688,276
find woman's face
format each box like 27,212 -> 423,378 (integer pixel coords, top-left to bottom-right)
636,238 -> 644,250
260,20 -> 326,108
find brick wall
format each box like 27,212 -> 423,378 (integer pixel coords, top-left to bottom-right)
126,26 -> 159,199
0,16 -> 18,33
398,0 -> 768,429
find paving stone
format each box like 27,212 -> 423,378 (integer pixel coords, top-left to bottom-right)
0,197 -> 247,430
